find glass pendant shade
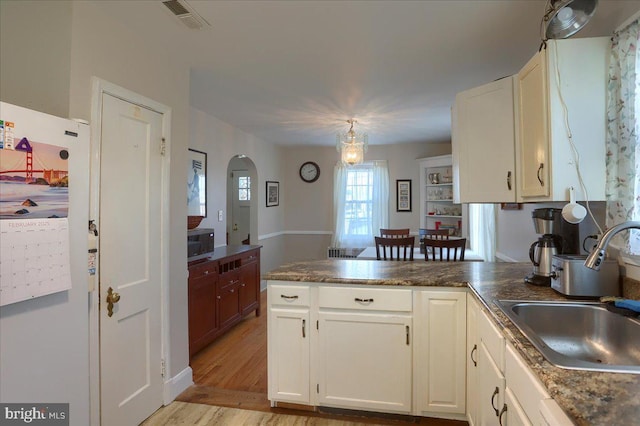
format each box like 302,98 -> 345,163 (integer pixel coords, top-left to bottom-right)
337,120 -> 368,166
544,0 -> 597,39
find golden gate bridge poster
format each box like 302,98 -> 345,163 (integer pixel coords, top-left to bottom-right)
0,137 -> 70,219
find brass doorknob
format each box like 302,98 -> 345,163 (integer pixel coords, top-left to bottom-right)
106,286 -> 121,317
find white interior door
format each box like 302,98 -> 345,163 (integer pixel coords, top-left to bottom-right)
99,93 -> 164,426
230,169 -> 250,245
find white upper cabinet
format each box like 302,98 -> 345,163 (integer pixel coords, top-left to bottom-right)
516,37 -> 609,202
452,76 -> 517,203
453,37 -> 610,203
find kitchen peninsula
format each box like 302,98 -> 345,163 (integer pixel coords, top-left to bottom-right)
264,259 -> 639,425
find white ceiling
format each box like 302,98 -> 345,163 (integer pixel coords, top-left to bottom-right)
149,0 -> 639,146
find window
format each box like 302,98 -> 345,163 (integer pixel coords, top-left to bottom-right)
238,176 -> 250,201
344,168 -> 373,237
333,161 -> 389,248
468,203 -> 496,262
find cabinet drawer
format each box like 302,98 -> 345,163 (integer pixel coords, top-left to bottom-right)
189,260 -> 218,279
479,308 -> 505,372
219,270 -> 240,290
241,249 -> 259,265
269,284 -> 310,307
319,286 -> 412,312
505,343 -> 549,423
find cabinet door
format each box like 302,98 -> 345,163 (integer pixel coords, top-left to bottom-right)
414,290 -> 466,416
517,50 -> 550,198
538,398 -> 573,426
217,271 -> 241,330
454,77 -> 517,202
318,311 -> 412,413
268,307 -> 310,404
239,260 -> 259,316
506,387 -> 532,426
466,295 -> 480,426
478,341 -> 506,426
188,263 -> 218,357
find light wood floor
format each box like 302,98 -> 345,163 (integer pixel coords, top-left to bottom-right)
148,290 -> 467,425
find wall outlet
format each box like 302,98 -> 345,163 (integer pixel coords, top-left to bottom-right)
218,210 -> 224,222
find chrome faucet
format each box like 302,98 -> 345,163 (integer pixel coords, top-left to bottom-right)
584,221 -> 640,270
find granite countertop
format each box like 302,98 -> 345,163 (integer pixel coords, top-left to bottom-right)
263,259 -> 640,426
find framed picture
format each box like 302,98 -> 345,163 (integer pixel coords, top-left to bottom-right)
266,181 -> 279,207
396,179 -> 412,212
187,148 -> 207,217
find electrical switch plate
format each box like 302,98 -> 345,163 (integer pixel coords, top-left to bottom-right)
218,210 -> 223,222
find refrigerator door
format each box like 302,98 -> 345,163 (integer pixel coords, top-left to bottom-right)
0,101 -> 91,423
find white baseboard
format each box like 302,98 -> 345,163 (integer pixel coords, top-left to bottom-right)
163,366 -> 193,405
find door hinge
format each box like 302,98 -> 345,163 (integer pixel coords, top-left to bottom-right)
161,359 -> 166,378
160,137 -> 166,156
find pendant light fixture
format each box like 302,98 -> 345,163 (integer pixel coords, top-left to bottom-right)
336,119 -> 368,166
541,0 -> 598,40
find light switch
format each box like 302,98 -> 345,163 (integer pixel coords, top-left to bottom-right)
218,210 -> 224,222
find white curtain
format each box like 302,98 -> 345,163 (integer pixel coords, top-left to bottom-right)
468,203 -> 496,262
605,19 -> 640,255
332,161 -> 389,248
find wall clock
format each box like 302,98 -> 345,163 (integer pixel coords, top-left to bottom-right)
299,161 -> 320,183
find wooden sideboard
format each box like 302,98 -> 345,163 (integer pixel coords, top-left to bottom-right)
187,245 -> 261,358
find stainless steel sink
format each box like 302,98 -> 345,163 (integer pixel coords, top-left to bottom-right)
496,300 -> 640,374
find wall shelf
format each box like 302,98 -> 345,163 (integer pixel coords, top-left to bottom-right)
418,155 -> 467,239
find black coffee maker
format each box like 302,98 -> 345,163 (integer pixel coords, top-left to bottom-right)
525,208 -> 579,286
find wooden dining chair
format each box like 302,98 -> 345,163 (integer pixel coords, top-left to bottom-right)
375,236 -> 415,261
380,228 -> 411,238
419,228 -> 450,240
423,238 -> 466,261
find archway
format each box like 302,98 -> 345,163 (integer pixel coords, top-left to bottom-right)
226,155 -> 258,245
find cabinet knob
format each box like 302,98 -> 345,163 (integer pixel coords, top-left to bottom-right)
217,295 -> 221,300
204,270 -> 209,275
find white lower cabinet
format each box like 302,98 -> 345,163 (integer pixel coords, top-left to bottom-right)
267,282 -> 467,419
318,310 -> 412,413
268,283 -> 572,424
267,284 -> 311,404
317,285 -> 413,413
467,297 -> 574,426
466,294 -> 480,425
414,290 -> 467,417
538,399 -> 573,426
505,387 -> 531,426
478,341 -> 506,425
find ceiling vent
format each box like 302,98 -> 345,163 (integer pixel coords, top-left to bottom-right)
161,0 -> 210,30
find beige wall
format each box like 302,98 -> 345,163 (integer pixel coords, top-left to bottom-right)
1,0 -> 193,392
0,1 -> 72,117
280,141 -> 451,261
67,2 -> 193,379
190,106 -> 286,273
496,202 -> 606,262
